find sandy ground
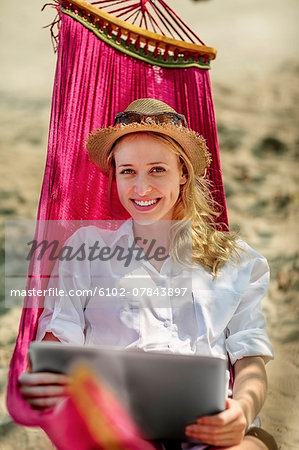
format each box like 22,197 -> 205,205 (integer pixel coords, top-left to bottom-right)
0,0 -> 298,449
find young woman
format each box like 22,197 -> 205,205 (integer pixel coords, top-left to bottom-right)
19,98 -> 277,449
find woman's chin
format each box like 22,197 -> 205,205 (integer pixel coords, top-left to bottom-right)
132,218 -> 157,226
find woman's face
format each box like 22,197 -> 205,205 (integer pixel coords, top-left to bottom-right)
114,133 -> 186,222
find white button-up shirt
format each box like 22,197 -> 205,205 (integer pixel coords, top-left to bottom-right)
36,219 -> 274,366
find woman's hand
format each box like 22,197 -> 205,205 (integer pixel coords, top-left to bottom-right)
19,332 -> 70,410
185,356 -> 268,447
18,371 -> 70,410
185,397 -> 247,447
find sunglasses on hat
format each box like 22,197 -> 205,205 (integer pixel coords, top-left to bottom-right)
113,111 -> 188,127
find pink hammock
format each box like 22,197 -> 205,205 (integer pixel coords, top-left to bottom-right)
7,0 -> 228,447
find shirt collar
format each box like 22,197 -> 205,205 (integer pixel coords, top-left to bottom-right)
108,218 -> 134,248
108,219 -> 188,277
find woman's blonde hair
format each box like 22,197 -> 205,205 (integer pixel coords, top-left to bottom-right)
108,131 -> 242,275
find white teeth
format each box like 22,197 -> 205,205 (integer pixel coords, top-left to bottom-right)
134,199 -> 158,206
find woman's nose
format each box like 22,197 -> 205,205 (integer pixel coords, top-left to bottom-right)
134,174 -> 152,196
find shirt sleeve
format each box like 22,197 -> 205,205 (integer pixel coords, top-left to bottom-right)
35,228 -> 93,344
225,243 -> 274,365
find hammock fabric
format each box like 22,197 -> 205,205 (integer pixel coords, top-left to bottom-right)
7,0 -> 228,447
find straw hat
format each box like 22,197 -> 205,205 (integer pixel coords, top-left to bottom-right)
85,98 -> 211,176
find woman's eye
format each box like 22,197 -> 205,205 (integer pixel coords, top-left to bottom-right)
151,167 -> 165,173
120,168 -> 134,174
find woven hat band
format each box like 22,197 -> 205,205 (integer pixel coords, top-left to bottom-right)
124,98 -> 176,114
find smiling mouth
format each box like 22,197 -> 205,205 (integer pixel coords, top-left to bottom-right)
131,198 -> 160,207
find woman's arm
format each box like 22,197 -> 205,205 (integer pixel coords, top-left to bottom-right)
20,227 -> 93,409
185,356 -> 267,447
42,332 -> 61,342
233,355 -> 267,429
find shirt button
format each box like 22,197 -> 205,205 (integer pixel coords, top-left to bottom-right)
164,319 -> 171,328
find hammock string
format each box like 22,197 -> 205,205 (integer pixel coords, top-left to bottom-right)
113,7 -> 139,21
91,0 -> 205,44
150,2 -> 177,40
135,34 -> 141,50
125,9 -> 140,25
143,10 -> 149,30
159,0 -> 205,44
41,1 -> 61,51
138,13 -> 144,29
108,3 -> 140,16
146,9 -> 165,35
92,0 -> 133,4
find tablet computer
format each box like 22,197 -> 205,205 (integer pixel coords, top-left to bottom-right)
29,341 -> 227,440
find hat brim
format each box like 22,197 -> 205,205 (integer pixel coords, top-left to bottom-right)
85,122 -> 211,176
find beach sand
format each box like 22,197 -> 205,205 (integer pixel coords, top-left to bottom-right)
0,0 -> 298,448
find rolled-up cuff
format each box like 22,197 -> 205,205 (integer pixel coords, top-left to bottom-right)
226,329 -> 274,365
35,317 -> 85,345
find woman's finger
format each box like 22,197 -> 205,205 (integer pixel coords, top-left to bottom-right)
186,422 -> 244,437
26,396 -> 67,409
195,410 -> 236,426
195,399 -> 245,427
18,372 -> 69,386
19,384 -> 67,398
186,427 -> 244,447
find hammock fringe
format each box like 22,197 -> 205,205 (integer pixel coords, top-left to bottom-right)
42,1 -> 61,52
